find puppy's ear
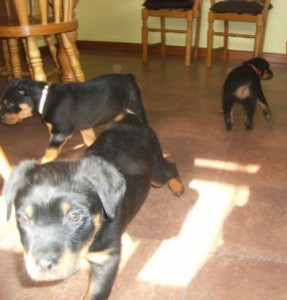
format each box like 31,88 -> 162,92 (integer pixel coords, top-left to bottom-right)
77,157 -> 126,220
4,160 -> 36,220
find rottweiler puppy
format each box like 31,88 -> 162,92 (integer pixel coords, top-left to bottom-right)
222,57 -> 274,130
4,113 -> 184,300
0,74 -> 148,163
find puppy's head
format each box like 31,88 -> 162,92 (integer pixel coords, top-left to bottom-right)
244,57 -> 273,80
0,79 -> 45,125
4,157 -> 126,281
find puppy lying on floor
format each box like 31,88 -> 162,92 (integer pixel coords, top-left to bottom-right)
4,113 -> 184,300
0,73 -> 148,163
222,57 -> 274,130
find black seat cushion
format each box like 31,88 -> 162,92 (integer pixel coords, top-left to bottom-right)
143,0 -> 194,9
210,1 -> 272,14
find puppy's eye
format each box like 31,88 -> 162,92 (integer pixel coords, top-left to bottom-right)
18,215 -> 31,227
6,102 -> 15,109
67,211 -> 83,224
18,90 -> 25,96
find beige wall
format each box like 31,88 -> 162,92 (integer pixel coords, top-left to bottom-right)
76,0 -> 286,55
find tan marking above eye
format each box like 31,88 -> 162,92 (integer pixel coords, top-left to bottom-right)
60,201 -> 71,215
45,123 -> 52,134
25,205 -> 34,218
18,103 -> 33,119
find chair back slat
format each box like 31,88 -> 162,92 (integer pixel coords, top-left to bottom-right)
39,0 -> 48,24
53,0 -> 61,23
13,0 -> 29,25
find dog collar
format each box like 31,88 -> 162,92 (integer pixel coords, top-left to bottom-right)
248,64 -> 261,76
38,85 -> 49,114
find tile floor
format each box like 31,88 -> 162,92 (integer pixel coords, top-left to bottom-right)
0,51 -> 287,300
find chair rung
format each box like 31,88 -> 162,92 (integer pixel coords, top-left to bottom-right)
148,28 -> 186,34
213,32 -> 255,38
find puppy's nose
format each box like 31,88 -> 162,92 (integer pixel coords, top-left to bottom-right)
36,257 -> 57,271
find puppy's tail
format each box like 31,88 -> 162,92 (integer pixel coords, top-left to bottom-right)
126,74 -> 149,125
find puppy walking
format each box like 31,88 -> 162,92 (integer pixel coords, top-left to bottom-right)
0,74 -> 148,163
4,114 -> 184,300
222,57 -> 274,130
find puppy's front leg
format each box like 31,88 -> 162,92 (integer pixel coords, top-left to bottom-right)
257,98 -> 273,122
256,87 -> 274,122
84,250 -> 120,300
40,132 -> 71,163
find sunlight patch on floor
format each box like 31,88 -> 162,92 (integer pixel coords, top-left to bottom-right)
195,158 -> 260,174
136,179 -> 250,286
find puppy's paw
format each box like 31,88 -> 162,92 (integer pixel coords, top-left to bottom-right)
265,113 -> 274,123
245,119 -> 253,130
225,119 -> 234,130
167,178 -> 185,197
225,124 -> 235,131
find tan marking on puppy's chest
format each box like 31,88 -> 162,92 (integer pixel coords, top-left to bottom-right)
85,249 -> 113,265
234,85 -> 250,100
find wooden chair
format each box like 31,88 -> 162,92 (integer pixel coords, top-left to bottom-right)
0,0 -> 85,82
206,0 -> 272,68
142,0 -> 202,67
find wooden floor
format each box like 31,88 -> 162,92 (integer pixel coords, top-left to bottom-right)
1,51 -> 287,300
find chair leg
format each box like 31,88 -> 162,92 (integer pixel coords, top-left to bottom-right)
26,37 -> 47,81
59,32 -> 85,82
22,38 -> 34,77
258,17 -> 268,56
254,24 -> 263,57
206,14 -> 214,68
1,40 -> 11,75
45,35 -> 60,73
185,15 -> 193,67
193,7 -> 202,59
8,38 -> 22,78
223,21 -> 229,61
142,9 -> 148,64
57,33 -> 77,82
160,16 -> 166,57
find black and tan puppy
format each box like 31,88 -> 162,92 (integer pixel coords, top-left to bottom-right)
0,74 -> 148,163
222,57 -> 274,130
4,113 -> 184,300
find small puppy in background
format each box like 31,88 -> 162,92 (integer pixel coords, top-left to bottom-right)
222,57 -> 274,130
4,113 -> 184,300
0,73 -> 148,163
